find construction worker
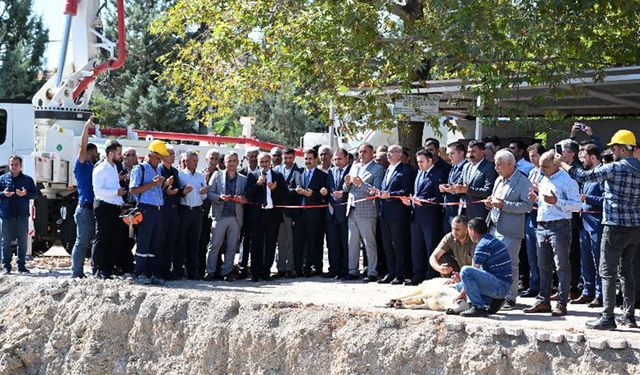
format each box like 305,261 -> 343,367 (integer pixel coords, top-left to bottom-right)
129,140 -> 169,284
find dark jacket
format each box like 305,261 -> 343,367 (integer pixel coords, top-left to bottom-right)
0,172 -> 39,218
279,163 -> 303,219
412,167 -> 444,222
326,164 -> 351,222
379,163 -> 413,221
245,169 -> 287,223
298,167 -> 328,221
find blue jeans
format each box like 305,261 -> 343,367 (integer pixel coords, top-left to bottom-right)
579,216 -> 602,299
1,216 -> 29,271
71,206 -> 96,277
536,220 -> 571,305
524,211 -> 539,292
460,266 -> 511,309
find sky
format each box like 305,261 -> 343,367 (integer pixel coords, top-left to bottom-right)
33,0 -> 65,69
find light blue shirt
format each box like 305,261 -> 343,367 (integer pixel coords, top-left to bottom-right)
178,169 -> 207,207
130,163 -> 164,206
516,158 -> 535,176
536,169 -> 581,222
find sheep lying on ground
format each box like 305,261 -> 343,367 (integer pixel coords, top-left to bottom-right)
385,278 -> 469,313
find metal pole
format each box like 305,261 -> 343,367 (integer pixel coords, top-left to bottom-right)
55,15 -> 74,87
474,95 -> 483,140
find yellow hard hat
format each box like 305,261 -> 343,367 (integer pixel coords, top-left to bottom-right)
608,130 -> 637,147
148,140 -> 169,156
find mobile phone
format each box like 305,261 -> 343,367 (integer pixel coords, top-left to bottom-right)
555,143 -> 563,154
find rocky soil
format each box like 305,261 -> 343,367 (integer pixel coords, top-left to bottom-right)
0,273 -> 638,375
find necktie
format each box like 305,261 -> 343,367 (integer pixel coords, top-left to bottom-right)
415,170 -> 424,193
336,169 -> 342,188
304,171 -> 311,188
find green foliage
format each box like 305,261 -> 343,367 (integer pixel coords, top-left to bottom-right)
90,0 -> 193,132
0,0 -> 48,100
152,0 -> 640,137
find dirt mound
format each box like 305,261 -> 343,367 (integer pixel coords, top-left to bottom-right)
0,275 -> 637,374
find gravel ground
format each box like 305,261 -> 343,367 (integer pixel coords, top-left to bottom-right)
0,254 -> 638,374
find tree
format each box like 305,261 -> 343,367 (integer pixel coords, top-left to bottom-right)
0,0 -> 48,100
90,0 -> 192,132
152,0 -> 640,153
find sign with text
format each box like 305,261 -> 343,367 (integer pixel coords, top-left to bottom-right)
394,95 -> 440,122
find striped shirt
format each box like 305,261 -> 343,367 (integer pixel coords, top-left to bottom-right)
473,233 -> 512,284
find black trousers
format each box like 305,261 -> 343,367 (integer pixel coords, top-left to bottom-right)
293,211 -> 324,273
251,209 -> 280,278
157,204 -> 179,278
92,201 -> 122,274
380,217 -> 410,280
570,213 -> 581,293
327,216 -> 349,276
177,206 -> 204,277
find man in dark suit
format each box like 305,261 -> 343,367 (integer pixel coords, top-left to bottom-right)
440,141 -> 468,233
425,138 -> 452,178
293,149 -> 328,277
375,145 -> 413,285
275,148 -> 303,278
245,152 -> 287,281
322,148 -> 351,279
237,147 -> 260,279
402,149 -> 445,285
455,140 -> 497,221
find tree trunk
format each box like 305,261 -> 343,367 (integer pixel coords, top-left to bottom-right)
398,121 -> 424,168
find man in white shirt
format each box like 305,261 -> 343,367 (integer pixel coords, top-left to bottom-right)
524,150 -> 581,317
176,150 -> 208,280
92,140 -> 126,279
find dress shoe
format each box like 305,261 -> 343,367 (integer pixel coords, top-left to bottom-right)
523,302 -> 552,313
362,275 -> 377,283
377,275 -> 393,284
550,292 -> 559,301
323,273 -> 337,279
342,274 -> 359,281
390,278 -> 404,285
17,267 -> 30,274
519,289 -> 538,298
569,291 -> 581,301
460,306 -> 488,317
310,270 -> 323,277
251,276 -> 260,282
285,271 -> 296,279
585,315 -> 616,330
487,298 -> 506,314
588,298 -> 603,308
616,315 -> 638,328
273,271 -> 286,279
223,275 -> 235,282
551,304 -> 567,316
404,278 -> 423,286
569,295 -> 594,304
203,273 -> 216,281
261,274 -> 272,282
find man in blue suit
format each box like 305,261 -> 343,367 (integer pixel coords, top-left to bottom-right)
455,140 -> 497,221
402,149 -> 445,285
376,145 -> 413,285
322,148 -> 351,279
571,143 -> 605,307
440,141 -> 468,233
293,149 -> 328,277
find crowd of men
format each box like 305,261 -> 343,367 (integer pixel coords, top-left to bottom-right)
1,116 -> 639,331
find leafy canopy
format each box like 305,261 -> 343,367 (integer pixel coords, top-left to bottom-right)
152,0 -> 640,133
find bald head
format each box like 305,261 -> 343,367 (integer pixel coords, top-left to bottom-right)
540,150 -> 559,176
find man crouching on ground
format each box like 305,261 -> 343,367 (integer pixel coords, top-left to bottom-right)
456,218 -> 513,317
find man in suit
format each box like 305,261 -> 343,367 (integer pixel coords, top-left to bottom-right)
204,152 -> 247,281
455,140 -> 497,221
343,143 -> 384,281
275,147 -> 303,278
486,149 -> 533,310
440,141 -> 468,233
293,149 -> 328,276
245,152 -> 287,281
322,148 -> 351,279
238,147 -> 261,278
401,149 -> 445,285
425,138 -> 452,178
375,144 -> 413,285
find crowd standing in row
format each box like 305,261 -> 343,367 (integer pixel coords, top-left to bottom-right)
0,117 -> 638,331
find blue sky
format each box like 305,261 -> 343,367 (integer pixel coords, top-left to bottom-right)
33,0 -> 65,68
